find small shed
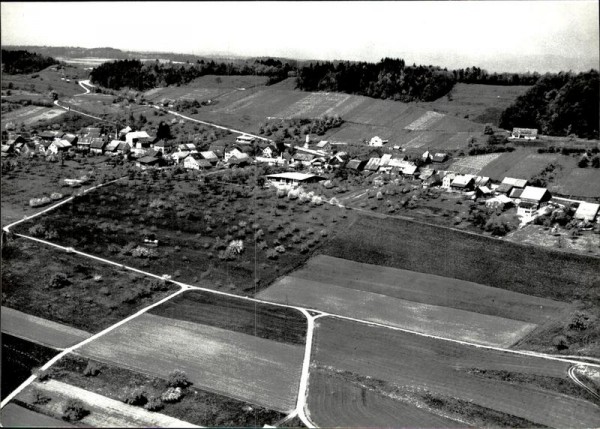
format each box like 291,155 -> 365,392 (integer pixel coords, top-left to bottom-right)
346,159 -> 366,171
432,152 -> 448,163
574,202 -> 600,222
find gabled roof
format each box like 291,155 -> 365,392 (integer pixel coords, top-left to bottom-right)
509,188 -> 524,199
477,186 -> 493,194
126,131 -> 151,140
380,153 -> 393,166
474,176 -> 489,187
419,168 -> 435,181
502,177 -> 527,188
346,159 -> 364,170
294,153 -> 314,162
316,141 -> 330,148
105,140 -> 120,151
520,186 -> 549,202
451,174 -> 475,187
574,202 -> 600,221
265,173 -> 323,181
200,151 -> 218,160
487,195 -> 513,205
495,183 -> 513,194
432,153 -> 448,162
364,157 -> 381,171
137,156 -> 159,164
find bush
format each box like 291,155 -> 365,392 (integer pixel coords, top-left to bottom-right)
83,361 -> 101,377
569,312 -> 593,331
266,249 -> 278,260
122,386 -> 148,406
62,399 -> 89,421
31,388 -> 51,405
320,229 -> 328,237
552,335 -> 569,350
300,244 -> 310,254
168,369 -> 191,388
161,387 -> 183,403
28,223 -> 46,237
275,245 -> 286,254
144,396 -> 164,411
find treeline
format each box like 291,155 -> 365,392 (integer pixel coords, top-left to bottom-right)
296,58 -> 455,102
90,58 -> 293,91
294,59 -> 543,102
1,49 -> 59,74
499,70 -> 599,139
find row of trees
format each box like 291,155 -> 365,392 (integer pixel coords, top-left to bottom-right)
90,59 -> 294,91
499,70 -> 599,139
1,49 -> 59,74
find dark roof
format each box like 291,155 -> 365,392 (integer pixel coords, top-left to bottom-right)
137,156 -> 159,164
346,159 -> 365,170
90,138 -> 105,149
495,183 -> 513,194
432,153 -> 448,163
509,188 -> 524,199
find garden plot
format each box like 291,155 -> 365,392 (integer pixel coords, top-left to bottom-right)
76,313 -> 304,412
310,318 -> 600,428
449,153 -> 504,175
404,111 -> 445,131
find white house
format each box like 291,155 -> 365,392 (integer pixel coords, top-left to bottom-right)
183,154 -> 212,170
125,131 -> 152,148
47,139 -> 72,154
236,135 -> 255,145
369,136 -> 388,147
265,172 -> 325,189
509,128 -> 538,140
574,202 -> 600,223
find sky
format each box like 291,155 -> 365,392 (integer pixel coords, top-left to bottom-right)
1,1 -> 599,73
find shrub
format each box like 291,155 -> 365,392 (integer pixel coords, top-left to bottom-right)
258,241 -> 268,250
569,312 -> 593,331
122,386 -> 148,406
144,396 -> 164,411
320,229 -> 328,237
168,369 -> 191,388
277,231 -> 286,241
62,399 -> 89,421
83,361 -> 101,377
552,335 -> 569,350
275,245 -> 286,254
161,387 -> 183,403
300,244 -> 310,254
28,224 -> 46,237
292,235 -> 302,244
31,388 -> 51,405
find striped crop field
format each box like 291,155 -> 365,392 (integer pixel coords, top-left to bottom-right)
404,111 -> 445,131
449,153 -> 505,175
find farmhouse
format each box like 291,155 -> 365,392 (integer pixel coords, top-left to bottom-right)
517,186 -> 551,218
199,151 -> 219,164
228,153 -> 251,167
496,177 -> 528,195
510,128 -> 538,140
474,176 -> 490,187
136,156 -> 160,168
432,153 -> 448,163
486,194 -> 513,210
125,131 -> 152,148
77,137 -> 91,152
315,141 -> 332,152
441,172 -> 456,189
450,174 -> 475,191
153,139 -> 174,154
116,142 -> 131,155
423,172 -> 442,188
47,140 -> 72,154
62,133 -> 78,145
183,154 -> 213,170
104,140 -> 120,154
236,134 -> 255,145
574,202 -> 600,222
178,143 -> 198,153
265,172 -> 325,188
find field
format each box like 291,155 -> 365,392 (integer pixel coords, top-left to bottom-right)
1,65 -> 89,98
550,168 -> 600,198
11,172 -> 355,294
479,149 -> 564,180
308,318 -> 600,428
1,307 -> 91,349
76,312 -> 304,411
149,290 -> 306,345
2,238 -> 178,333
1,105 -> 66,127
449,152 -> 504,175
1,334 -> 58,400
416,83 -> 532,125
1,403 -> 74,428
258,255 -> 567,347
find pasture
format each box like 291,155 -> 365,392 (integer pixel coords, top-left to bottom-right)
77,313 -> 304,411
479,149 -> 564,180
550,168 -> 600,198
1,403 -> 74,428
309,317 -> 600,428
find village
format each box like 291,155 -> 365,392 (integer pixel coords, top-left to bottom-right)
2,117 -> 599,245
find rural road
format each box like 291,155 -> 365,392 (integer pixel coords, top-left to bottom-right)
3,178 -> 600,426
75,80 -> 94,96
54,99 -> 106,122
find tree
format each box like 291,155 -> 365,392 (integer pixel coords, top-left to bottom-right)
591,155 -> 600,168
62,399 -> 89,421
578,157 -> 589,168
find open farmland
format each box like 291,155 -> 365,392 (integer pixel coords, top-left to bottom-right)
1,403 -> 74,428
449,153 -> 505,175
1,307 -> 91,350
307,371 -> 462,428
323,214 -> 599,304
76,312 -> 304,412
257,255 -> 567,347
1,65 -> 89,97
149,290 -> 306,345
479,149 -> 564,180
1,105 -> 66,126
550,168 -> 600,198
416,83 -> 532,125
309,317 -> 600,428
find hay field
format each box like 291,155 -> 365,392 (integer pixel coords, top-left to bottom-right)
310,318 -> 600,428
77,313 -> 304,411
2,105 -> 66,126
